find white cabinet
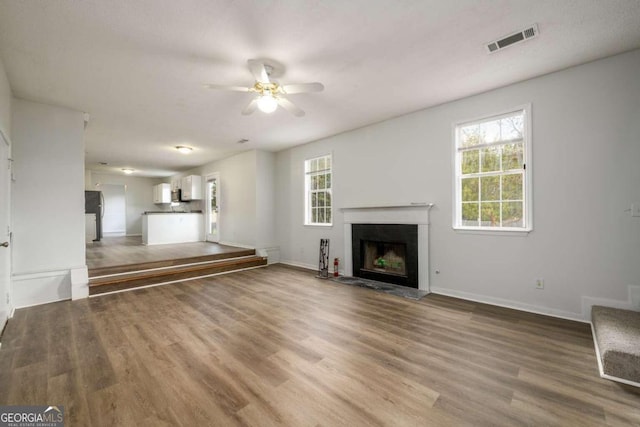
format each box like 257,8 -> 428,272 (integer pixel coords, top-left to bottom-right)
142,213 -> 204,245
85,213 -> 96,243
181,175 -> 202,200
153,183 -> 171,204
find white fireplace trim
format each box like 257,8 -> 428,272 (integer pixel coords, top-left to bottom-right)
341,203 -> 434,292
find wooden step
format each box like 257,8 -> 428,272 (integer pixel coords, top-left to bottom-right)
88,249 -> 256,278
89,255 -> 267,296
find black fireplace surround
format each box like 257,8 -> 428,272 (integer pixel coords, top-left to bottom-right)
351,224 -> 419,288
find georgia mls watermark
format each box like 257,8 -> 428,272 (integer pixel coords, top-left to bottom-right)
0,406 -> 64,427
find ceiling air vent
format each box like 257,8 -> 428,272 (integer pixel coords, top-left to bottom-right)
486,24 -> 539,54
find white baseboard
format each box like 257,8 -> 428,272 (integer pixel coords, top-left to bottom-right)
581,285 -> 640,321
257,247 -> 280,264
430,286 -> 586,323
12,269 -> 72,308
279,260 -> 318,272
70,266 -> 89,300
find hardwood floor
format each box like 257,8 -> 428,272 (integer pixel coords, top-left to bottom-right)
1,265 -> 639,426
86,236 -> 247,270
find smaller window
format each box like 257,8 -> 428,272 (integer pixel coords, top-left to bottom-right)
305,154 -> 332,226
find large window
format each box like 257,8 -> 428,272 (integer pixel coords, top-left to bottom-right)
305,154 -> 332,226
454,106 -> 532,232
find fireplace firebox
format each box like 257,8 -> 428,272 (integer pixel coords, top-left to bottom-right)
351,224 -> 418,288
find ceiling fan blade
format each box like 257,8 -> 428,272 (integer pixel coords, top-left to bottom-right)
241,98 -> 259,115
247,59 -> 270,84
281,82 -> 324,94
277,97 -> 305,117
204,84 -> 250,92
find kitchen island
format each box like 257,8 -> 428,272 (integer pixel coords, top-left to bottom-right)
142,212 -> 204,245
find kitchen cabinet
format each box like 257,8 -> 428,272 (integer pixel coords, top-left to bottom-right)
181,175 -> 202,200
142,213 -> 204,245
153,183 -> 171,204
85,213 -> 96,243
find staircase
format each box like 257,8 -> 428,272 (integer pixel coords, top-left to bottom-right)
89,249 -> 267,296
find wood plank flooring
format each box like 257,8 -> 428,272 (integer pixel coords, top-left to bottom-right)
1,265 -> 640,426
86,236 -> 247,270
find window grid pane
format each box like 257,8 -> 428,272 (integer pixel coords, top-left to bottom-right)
455,109 -> 527,230
305,155 -> 332,225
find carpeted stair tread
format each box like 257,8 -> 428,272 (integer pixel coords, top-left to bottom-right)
591,305 -> 640,384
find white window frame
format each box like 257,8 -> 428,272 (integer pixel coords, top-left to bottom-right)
304,154 -> 333,227
452,104 -> 533,234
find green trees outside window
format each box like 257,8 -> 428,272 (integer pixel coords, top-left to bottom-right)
455,109 -> 529,230
305,155 -> 332,225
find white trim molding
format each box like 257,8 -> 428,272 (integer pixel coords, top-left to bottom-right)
581,285 -> 640,321
257,247 -> 281,265
70,266 -> 89,300
278,260 -> 317,272
431,286 -> 586,323
341,203 -> 434,292
12,269 -> 72,308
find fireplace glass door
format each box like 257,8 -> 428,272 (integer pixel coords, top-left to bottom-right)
362,241 -> 407,277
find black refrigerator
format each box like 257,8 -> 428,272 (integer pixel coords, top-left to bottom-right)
85,190 -> 104,242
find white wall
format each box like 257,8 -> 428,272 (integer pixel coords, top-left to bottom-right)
276,49 -> 640,320
89,172 -> 160,235
100,183 -> 127,235
0,59 -> 10,136
255,151 -> 277,253
170,150 -> 265,249
11,99 -> 86,307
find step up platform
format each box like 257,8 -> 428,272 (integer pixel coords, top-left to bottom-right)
591,305 -> 640,387
89,250 -> 267,296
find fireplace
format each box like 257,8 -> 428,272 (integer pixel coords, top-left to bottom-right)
342,204 -> 433,291
352,224 -> 419,288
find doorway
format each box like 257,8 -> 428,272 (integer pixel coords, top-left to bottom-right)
100,184 -> 127,236
0,129 -> 11,330
205,173 -> 220,243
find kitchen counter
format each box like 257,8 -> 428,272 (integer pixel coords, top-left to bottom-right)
142,212 -> 204,245
143,211 -> 203,214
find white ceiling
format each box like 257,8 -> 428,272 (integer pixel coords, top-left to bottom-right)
0,1 -> 639,177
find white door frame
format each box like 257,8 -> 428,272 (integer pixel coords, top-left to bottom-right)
205,172 -> 220,243
0,128 -> 12,333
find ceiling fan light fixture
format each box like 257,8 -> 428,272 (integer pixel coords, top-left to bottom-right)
175,145 -> 193,154
257,93 -> 278,113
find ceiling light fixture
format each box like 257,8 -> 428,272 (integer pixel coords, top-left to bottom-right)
257,92 -> 278,113
176,145 -> 193,154
122,168 -> 134,174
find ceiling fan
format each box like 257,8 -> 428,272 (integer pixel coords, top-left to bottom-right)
205,59 -> 324,117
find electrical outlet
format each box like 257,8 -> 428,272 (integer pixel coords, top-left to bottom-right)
536,279 -> 544,290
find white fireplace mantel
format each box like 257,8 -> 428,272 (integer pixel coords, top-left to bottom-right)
341,203 -> 434,291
